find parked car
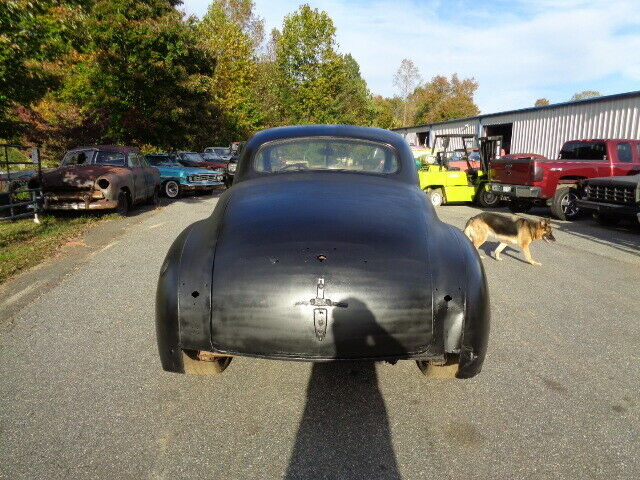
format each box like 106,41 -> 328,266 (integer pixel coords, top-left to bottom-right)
223,157 -> 237,188
146,153 -> 224,198
577,174 -> 640,226
489,139 -> 640,219
36,146 -> 160,216
156,125 -> 490,379
204,146 -> 232,160
200,152 -> 229,169
175,151 -> 226,171
221,142 -> 245,187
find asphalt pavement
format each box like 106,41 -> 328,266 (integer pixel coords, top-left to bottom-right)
1,194 -> 639,480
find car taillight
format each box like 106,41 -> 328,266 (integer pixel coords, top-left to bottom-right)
532,164 -> 544,182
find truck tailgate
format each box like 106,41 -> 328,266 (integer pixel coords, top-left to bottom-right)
491,157 -> 535,185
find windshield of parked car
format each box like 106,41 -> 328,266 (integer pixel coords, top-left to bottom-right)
214,148 -> 229,156
181,153 -> 205,163
254,138 -> 398,174
147,155 -> 180,167
61,150 -> 95,166
95,151 -> 126,166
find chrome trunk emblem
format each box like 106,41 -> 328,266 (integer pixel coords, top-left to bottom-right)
295,277 -> 348,341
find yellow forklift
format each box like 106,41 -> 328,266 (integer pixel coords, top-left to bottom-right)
418,134 -> 502,207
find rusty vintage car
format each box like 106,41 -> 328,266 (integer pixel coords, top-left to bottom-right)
36,146 -> 161,215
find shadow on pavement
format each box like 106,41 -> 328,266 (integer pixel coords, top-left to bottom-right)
549,217 -> 640,257
285,298 -> 403,480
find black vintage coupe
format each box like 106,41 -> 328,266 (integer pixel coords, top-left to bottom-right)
156,125 -> 490,378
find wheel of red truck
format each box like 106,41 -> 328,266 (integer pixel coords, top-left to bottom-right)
551,186 -> 581,220
416,355 -> 459,378
508,199 -> 532,213
476,188 -> 500,208
427,188 -> 444,207
164,180 -> 181,199
116,190 -> 130,217
594,212 -> 620,226
181,351 -> 232,376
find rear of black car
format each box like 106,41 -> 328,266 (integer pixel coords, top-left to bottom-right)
577,174 -> 640,224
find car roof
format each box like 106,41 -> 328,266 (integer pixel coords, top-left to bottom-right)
234,124 -> 418,185
68,145 -> 139,153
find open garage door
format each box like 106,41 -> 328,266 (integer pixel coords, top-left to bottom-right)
484,123 -> 512,154
416,131 -> 430,147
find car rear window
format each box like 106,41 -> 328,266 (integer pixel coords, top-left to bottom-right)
559,141 -> 606,160
254,138 -> 398,175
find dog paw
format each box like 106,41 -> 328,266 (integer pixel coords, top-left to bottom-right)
530,261 -> 542,266
494,256 -> 503,261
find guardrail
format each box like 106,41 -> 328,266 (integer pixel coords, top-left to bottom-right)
0,144 -> 43,222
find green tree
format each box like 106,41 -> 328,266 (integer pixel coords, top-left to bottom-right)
273,4 -> 371,125
411,74 -> 479,124
0,0 -> 86,139
47,0 -> 216,150
535,98 -> 550,106
197,0 -> 264,142
571,90 -> 601,101
370,95 -> 403,129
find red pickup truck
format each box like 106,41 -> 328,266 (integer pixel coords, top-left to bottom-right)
489,139 -> 640,219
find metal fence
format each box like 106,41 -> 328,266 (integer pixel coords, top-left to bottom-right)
0,144 -> 43,222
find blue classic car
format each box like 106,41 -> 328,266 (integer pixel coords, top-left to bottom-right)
146,154 -> 224,198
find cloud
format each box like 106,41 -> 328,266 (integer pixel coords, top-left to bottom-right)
181,0 -> 640,114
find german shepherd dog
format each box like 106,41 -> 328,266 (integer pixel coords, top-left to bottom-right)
464,212 -> 556,266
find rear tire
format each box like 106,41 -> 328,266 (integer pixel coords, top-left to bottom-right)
416,354 -> 459,378
427,188 -> 444,207
551,186 -> 582,220
181,351 -> 232,376
594,212 -> 620,226
508,199 -> 532,213
476,188 -> 500,208
116,191 -> 130,217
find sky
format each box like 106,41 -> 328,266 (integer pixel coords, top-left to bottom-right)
180,0 -> 640,116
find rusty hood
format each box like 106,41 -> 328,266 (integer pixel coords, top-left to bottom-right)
41,165 -> 129,190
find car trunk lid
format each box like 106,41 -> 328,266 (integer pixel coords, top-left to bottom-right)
209,176 -> 435,359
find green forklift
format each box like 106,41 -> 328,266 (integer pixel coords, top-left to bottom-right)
418,134 -> 502,207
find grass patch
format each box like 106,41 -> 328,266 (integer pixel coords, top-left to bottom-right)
0,213 -> 116,284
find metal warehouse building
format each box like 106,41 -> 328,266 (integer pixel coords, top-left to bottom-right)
392,90 -> 640,158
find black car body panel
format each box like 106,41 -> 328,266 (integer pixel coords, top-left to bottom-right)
156,125 -> 490,378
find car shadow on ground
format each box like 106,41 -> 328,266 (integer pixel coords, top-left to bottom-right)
549,216 -> 640,258
285,298 -> 403,480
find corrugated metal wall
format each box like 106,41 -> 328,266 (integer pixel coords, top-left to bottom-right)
502,95 -> 640,158
395,93 -> 640,158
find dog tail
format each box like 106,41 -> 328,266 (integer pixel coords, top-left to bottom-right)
463,217 -> 476,242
